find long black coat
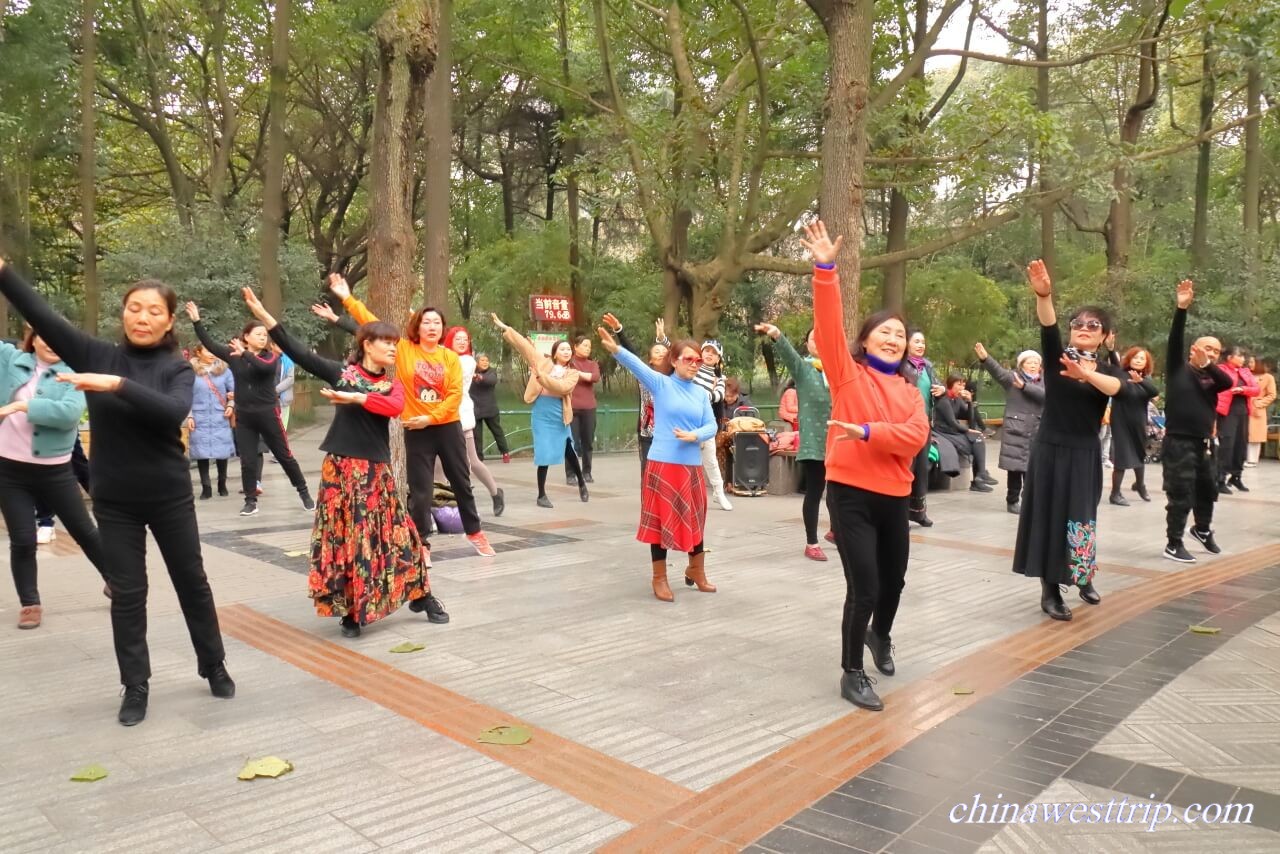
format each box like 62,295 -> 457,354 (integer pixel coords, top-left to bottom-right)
979,355 -> 1045,473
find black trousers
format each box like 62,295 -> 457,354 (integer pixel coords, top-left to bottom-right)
638,434 -> 653,476
0,458 -> 108,606
36,435 -> 89,525
910,443 -> 930,501
405,421 -> 481,542
1216,403 -> 1249,481
196,458 -> 229,489
235,408 -> 309,500
569,408 -> 597,477
826,482 -> 910,672
1163,435 -> 1218,545
802,459 -> 828,545
474,415 -> 510,458
1006,470 -> 1024,505
94,496 -> 225,686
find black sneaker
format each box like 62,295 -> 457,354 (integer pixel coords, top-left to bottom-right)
977,472 -> 999,486
1217,482 -> 1233,495
1190,528 -> 1221,554
410,593 -> 450,624
492,488 -> 505,517
300,491 -> 316,511
1163,542 -> 1196,563
864,627 -> 896,676
839,669 -> 883,711
969,481 -> 993,493
118,682 -> 149,726
579,481 -> 590,503
200,662 -> 236,699
239,501 -> 258,517
340,616 -> 361,638
1228,477 -> 1249,493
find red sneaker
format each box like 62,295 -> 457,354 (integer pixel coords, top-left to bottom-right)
467,531 -> 496,557
824,530 -> 836,544
804,545 -> 828,562
502,453 -> 511,464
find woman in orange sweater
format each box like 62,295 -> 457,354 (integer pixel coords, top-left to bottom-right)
806,221 -> 930,712
328,275 -> 495,558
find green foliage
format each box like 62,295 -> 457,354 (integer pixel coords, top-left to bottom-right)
903,261 -> 1012,367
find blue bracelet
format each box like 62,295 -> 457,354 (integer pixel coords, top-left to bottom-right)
814,262 -> 836,270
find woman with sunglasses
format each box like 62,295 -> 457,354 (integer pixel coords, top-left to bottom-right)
490,314 -> 588,507
1108,347 -> 1159,506
329,275 -> 496,558
597,326 -> 718,601
1014,261 -> 1126,621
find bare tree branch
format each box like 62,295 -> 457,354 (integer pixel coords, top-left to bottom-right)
871,0 -> 967,113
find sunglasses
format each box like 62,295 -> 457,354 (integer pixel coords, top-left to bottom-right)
1069,319 -> 1104,332
675,355 -> 702,365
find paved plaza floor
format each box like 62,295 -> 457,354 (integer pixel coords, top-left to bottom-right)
3,412 -> 1279,853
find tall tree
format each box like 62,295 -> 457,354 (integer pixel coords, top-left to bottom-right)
421,0 -> 451,308
1242,60 -> 1262,322
1190,27 -> 1214,271
80,0 -> 98,333
259,0 -> 290,315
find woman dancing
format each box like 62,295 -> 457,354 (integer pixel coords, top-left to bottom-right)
974,343 -> 1044,513
442,326 -> 504,516
240,288 -> 447,636
0,258 -> 233,726
1108,347 -> 1159,506
1013,260 -> 1126,621
604,312 -> 670,473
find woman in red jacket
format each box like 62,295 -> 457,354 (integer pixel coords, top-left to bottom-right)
1215,346 -> 1259,493
805,220 -> 930,712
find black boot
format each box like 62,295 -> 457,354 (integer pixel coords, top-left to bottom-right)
1040,578 -> 1072,621
199,482 -> 213,500
908,499 -> 933,528
340,615 -> 361,638
864,627 -> 896,676
118,682 -> 149,726
1228,476 -> 1249,493
217,480 -> 229,497
1078,580 -> 1101,605
839,669 -> 883,711
199,661 -> 236,698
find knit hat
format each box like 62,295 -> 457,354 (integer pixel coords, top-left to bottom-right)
701,340 -> 723,357
1016,350 -> 1041,370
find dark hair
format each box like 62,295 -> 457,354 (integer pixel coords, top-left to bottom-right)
945,373 -> 966,389
405,305 -> 447,344
1068,305 -> 1113,335
550,338 -> 573,363
849,309 -> 912,381
1121,346 -> 1155,377
668,338 -> 701,367
350,321 -> 401,366
783,377 -> 796,391
20,323 -> 35,353
122,279 -> 180,349
1224,344 -> 1247,360
1259,357 -> 1276,375
571,334 -> 591,349
907,327 -> 925,340
241,320 -> 266,339
725,376 -> 742,396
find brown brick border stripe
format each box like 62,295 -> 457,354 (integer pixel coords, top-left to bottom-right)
600,542 -> 1280,852
911,533 -> 1167,580
216,604 -> 693,825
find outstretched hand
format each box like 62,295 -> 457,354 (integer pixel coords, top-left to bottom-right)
184,301 -> 200,322
241,287 -> 269,321
491,313 -> 510,332
311,302 -> 339,324
754,322 -> 781,340
57,373 -> 124,392
1027,259 -> 1052,297
228,338 -> 246,358
1059,353 -> 1096,382
327,273 -> 351,301
601,312 -> 623,333
799,220 -> 843,266
828,419 -> 866,442
1176,279 -> 1194,309
320,388 -> 366,406
595,327 -> 620,354
973,342 -> 988,361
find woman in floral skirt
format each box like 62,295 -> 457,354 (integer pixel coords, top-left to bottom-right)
238,288 -> 448,637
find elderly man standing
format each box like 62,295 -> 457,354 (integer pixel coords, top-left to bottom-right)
1161,280 -> 1234,564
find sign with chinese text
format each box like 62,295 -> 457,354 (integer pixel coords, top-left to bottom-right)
530,295 -> 574,324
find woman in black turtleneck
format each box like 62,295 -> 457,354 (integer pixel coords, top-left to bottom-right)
184,302 -> 313,516
0,258 -> 233,727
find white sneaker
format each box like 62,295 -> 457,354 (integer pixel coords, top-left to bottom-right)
1243,461 -> 1258,468
714,487 -> 733,511
36,526 -> 55,545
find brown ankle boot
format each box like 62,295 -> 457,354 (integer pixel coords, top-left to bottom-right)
683,551 -> 716,593
651,560 -> 673,602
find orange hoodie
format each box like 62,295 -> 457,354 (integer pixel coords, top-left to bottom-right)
343,295 -> 462,425
812,266 -> 929,496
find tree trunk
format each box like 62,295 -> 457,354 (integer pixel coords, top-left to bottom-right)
80,0 -> 99,334
1036,0 -> 1054,277
882,188 -> 908,311
370,0 -> 437,492
1190,29 -> 1213,271
558,0 -> 583,327
421,0 -> 451,308
258,0 -> 290,316
812,0 -> 874,335
1243,63 -> 1262,323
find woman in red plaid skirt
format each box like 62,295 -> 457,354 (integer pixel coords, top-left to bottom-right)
597,327 -> 719,601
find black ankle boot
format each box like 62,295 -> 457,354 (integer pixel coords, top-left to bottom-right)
118,682 -> 149,726
1133,483 -> 1151,502
199,483 -> 213,500
217,481 -> 229,497
340,616 -> 361,638
1078,580 -> 1101,605
908,499 -> 933,528
200,661 -> 236,698
1040,579 -> 1072,621
864,627 -> 896,676
839,669 -> 884,711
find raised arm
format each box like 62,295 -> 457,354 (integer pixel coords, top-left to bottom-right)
1028,259 -> 1056,329
976,347 -> 1017,391
189,309 -> 234,363
602,328 -> 666,397
0,262 -> 111,371
801,220 -> 855,390
266,323 -> 342,386
756,323 -> 810,384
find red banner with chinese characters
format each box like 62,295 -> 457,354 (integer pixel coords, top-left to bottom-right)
530,295 -> 574,324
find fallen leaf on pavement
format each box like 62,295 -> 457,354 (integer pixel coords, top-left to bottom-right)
70,765 -> 108,782
389,641 -> 425,654
237,757 -> 293,780
477,725 -> 532,745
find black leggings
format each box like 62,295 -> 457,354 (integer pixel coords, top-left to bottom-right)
35,435 -> 90,526
639,435 -> 653,476
1216,403 -> 1249,480
802,459 -> 827,545
1007,470 -> 1024,505
910,442 -> 930,501
405,421 -> 481,541
94,496 -> 225,686
569,408 -> 597,476
651,542 -> 704,561
475,415 -> 510,458
539,438 -> 583,497
827,482 -> 910,672
0,458 -> 109,605
196,458 -> 229,488
235,408 -> 308,500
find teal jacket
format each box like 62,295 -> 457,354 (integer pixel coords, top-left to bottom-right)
774,332 -> 831,462
0,340 -> 86,459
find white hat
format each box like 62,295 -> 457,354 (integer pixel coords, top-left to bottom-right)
1016,350 -> 1041,369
